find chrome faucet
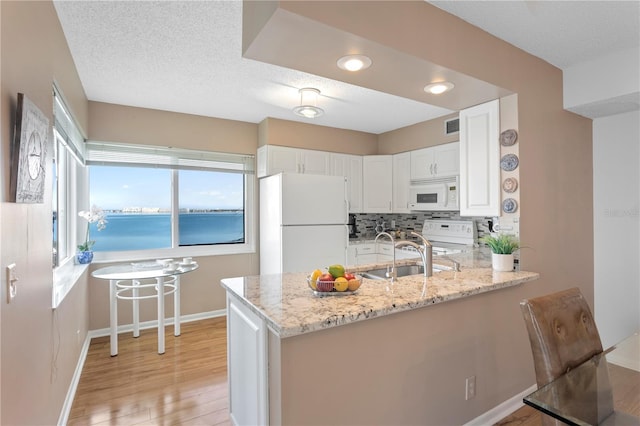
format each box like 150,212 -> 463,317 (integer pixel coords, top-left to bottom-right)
410,231 -> 433,277
374,231 -> 396,281
394,240 -> 429,277
437,256 -> 461,272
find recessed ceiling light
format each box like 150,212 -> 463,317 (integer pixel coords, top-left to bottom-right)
293,88 -> 324,119
337,55 -> 372,72
424,82 -> 455,95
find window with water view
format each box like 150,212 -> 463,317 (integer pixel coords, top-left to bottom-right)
88,166 -> 245,252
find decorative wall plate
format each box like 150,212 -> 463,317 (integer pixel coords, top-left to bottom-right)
502,178 -> 518,193
500,129 -> 518,146
502,198 -> 518,214
500,154 -> 519,171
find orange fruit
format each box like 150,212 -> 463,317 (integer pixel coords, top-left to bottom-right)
347,278 -> 361,291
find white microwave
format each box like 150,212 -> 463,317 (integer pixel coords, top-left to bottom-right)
408,177 -> 459,211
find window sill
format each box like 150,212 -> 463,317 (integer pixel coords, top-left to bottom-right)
91,242 -> 256,264
53,259 -> 90,309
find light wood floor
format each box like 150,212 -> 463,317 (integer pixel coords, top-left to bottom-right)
69,317 -> 230,425
70,318 -> 637,426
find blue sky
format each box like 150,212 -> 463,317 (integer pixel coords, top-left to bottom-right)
89,166 -> 244,210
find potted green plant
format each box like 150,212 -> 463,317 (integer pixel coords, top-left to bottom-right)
481,233 -> 519,272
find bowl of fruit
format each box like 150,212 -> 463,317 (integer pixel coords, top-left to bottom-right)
307,264 -> 362,296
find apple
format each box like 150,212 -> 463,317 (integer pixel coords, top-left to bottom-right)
319,273 -> 334,282
344,272 -> 356,281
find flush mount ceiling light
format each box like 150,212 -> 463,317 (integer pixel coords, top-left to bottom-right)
424,81 -> 455,95
336,54 -> 372,72
293,88 -> 324,118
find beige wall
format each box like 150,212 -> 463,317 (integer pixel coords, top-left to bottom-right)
0,1 -> 90,424
377,112 -> 459,154
258,117 -> 378,155
89,101 -> 257,155
276,286 -> 533,424
87,102 -> 261,329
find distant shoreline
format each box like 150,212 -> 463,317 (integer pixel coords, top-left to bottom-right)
103,209 -> 243,214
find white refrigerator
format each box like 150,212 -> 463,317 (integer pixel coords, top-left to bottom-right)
260,173 -> 348,275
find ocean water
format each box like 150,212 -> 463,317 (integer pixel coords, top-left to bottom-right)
89,212 -> 244,252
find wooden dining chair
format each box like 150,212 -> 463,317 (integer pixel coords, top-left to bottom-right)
520,287 -> 607,426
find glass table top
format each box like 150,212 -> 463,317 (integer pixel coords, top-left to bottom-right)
92,260 -> 198,280
523,333 -> 640,426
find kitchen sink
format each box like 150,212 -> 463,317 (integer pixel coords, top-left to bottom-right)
360,263 -> 453,280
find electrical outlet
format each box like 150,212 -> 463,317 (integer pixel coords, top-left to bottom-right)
465,375 -> 476,400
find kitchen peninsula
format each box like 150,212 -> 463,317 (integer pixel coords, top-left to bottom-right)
220,252 -> 539,425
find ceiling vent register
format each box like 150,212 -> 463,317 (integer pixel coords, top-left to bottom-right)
445,117 -> 460,135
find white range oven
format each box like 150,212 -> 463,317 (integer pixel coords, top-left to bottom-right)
422,219 -> 476,254
409,177 -> 459,211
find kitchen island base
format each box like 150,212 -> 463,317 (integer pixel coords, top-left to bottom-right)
226,284 -> 539,425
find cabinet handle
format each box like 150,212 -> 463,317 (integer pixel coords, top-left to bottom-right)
430,164 -> 433,175
434,163 -> 438,175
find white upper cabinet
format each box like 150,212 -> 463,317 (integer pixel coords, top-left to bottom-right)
410,142 -> 460,181
330,153 -> 363,213
459,99 -> 500,216
257,145 -> 330,178
363,155 -> 393,213
302,149 -> 331,175
392,152 -> 411,213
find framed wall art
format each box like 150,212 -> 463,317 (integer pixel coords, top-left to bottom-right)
10,93 -> 49,203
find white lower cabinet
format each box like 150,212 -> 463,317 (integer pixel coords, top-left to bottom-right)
227,293 -> 269,425
349,242 -> 416,266
347,244 -> 358,265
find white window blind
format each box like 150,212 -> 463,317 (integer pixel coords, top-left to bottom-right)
53,85 -> 85,165
85,141 -> 254,174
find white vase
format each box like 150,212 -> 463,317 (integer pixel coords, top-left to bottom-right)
492,253 -> 514,272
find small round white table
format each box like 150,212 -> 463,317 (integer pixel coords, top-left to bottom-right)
92,261 -> 199,356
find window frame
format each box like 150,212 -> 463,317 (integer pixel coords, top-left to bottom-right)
86,143 -> 256,263
52,84 -> 87,309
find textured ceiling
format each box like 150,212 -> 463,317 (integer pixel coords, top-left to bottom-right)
52,0 -> 452,135
53,1 -> 639,134
429,0 -> 640,69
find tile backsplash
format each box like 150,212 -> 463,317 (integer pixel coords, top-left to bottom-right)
351,212 -> 494,244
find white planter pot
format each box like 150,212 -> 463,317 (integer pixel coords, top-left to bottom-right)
492,253 -> 514,272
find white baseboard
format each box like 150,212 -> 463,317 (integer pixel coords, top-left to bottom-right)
58,309 -> 227,425
607,333 -> 640,372
87,309 -> 226,338
57,331 -> 92,426
464,384 -> 537,426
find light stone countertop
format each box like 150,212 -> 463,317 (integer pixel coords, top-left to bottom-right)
220,248 -> 539,338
